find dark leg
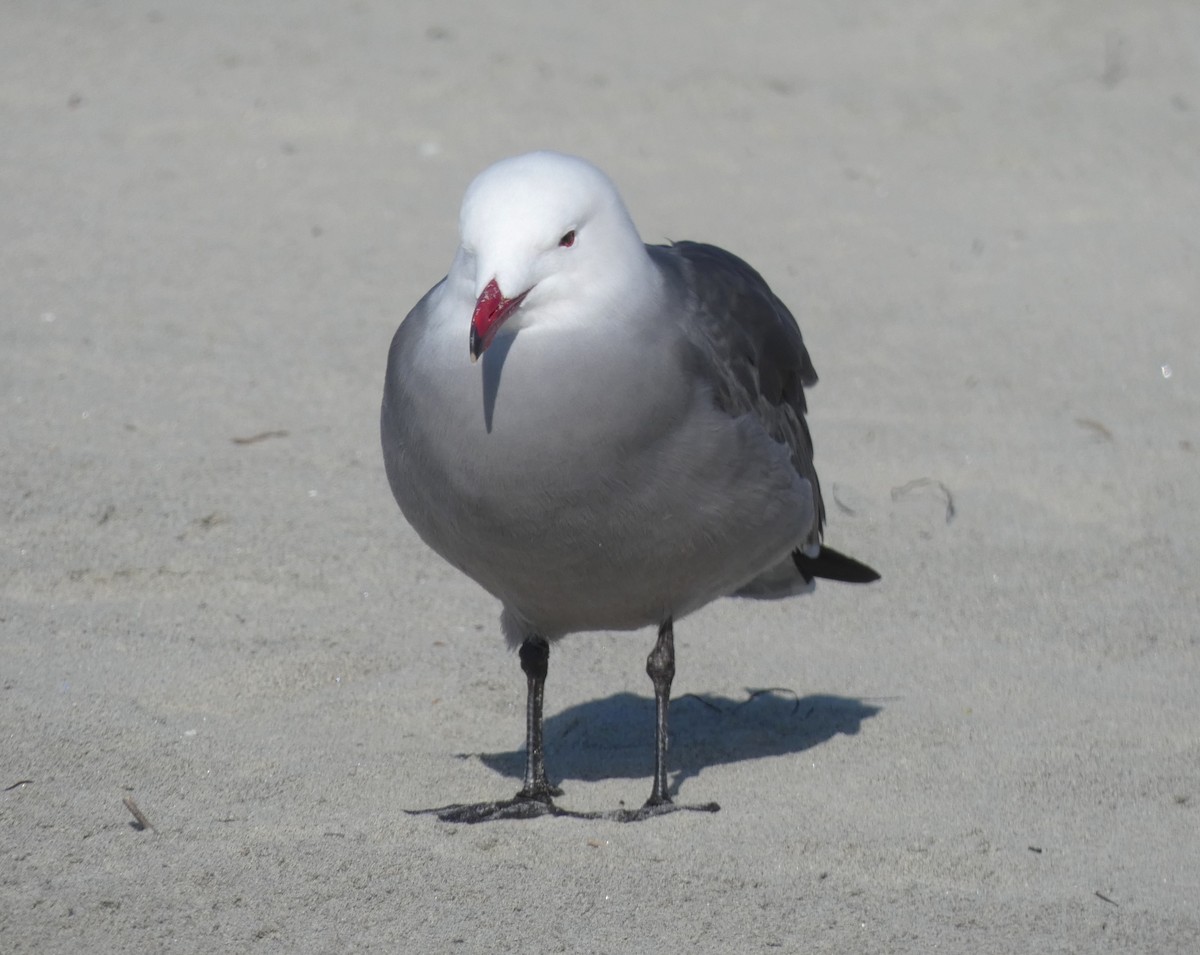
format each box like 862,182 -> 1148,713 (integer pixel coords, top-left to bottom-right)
407,635 -> 569,822
621,618 -> 720,820
517,637 -> 563,802
408,626 -> 716,823
645,619 -> 676,807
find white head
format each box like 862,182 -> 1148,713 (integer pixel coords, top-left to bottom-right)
450,151 -> 654,360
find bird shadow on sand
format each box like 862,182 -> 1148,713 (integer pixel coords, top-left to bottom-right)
462,689 -> 882,799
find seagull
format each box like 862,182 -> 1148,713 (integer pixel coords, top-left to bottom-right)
381,151 -> 879,822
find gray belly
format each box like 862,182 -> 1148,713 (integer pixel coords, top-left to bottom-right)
383,324 -> 812,638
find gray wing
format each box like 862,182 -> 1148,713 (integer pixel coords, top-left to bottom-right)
649,240 -> 825,546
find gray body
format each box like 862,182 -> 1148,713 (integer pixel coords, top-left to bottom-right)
382,241 -> 823,646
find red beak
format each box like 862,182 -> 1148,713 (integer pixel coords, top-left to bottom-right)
469,278 -> 529,362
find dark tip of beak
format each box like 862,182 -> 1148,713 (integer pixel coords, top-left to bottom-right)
469,278 -> 530,363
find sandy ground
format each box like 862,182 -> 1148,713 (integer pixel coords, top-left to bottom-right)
3,1 -> 1199,951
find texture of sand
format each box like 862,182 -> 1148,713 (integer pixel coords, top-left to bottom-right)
3,2 -> 1198,951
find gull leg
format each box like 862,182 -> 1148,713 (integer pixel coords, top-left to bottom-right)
517,636 -> 563,801
645,618 -> 676,807
409,634 -> 565,822
615,618 -> 720,821
409,627 -> 714,823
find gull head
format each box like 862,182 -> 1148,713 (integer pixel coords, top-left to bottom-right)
452,151 -> 651,361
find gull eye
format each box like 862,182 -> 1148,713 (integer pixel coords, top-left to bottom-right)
558,230 -> 576,248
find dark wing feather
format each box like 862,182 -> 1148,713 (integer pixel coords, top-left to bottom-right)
649,240 -> 825,545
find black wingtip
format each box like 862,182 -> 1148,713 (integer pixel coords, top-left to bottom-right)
792,546 -> 881,584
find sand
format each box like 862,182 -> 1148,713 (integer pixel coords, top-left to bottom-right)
3,1 -> 1198,951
